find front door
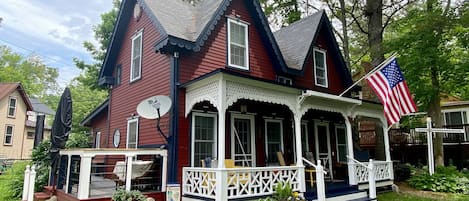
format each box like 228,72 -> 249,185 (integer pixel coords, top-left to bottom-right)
314,121 -> 333,180
231,114 -> 256,167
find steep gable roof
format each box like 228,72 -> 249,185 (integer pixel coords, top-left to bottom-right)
0,82 -> 33,111
274,10 -> 353,86
80,98 -> 109,127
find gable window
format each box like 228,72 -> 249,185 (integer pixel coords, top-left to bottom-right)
130,31 -> 143,82
4,125 -> 13,145
126,118 -> 139,148
191,113 -> 217,167
7,97 -> 17,118
115,64 -> 122,86
313,49 -> 328,87
95,131 -> 101,148
228,18 -> 249,70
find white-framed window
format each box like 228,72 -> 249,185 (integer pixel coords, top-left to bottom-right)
313,49 -> 328,88
4,125 -> 14,145
265,119 -> 284,165
277,76 -> 293,85
95,131 -> 101,148
130,30 -> 143,82
335,125 -> 347,163
227,18 -> 249,70
7,97 -> 17,118
443,110 -> 468,126
27,131 -> 35,139
126,118 -> 139,148
191,112 -> 217,167
231,113 -> 256,167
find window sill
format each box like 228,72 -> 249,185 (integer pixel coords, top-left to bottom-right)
226,65 -> 250,72
3,144 -> 12,146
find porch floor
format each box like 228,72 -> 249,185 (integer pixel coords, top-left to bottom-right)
304,181 -> 364,200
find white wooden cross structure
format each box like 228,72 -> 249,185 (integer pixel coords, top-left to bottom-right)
415,117 -> 465,175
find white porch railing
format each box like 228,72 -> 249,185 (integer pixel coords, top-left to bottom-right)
59,148 -> 167,200
302,158 -> 327,201
350,160 -> 393,184
182,166 -> 301,200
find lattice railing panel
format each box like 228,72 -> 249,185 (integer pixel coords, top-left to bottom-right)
352,161 -> 393,183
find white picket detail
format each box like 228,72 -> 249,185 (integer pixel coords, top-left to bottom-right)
22,165 -> 36,201
352,160 -> 392,183
182,166 -> 300,200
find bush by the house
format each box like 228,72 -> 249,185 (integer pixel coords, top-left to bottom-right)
31,140 -> 51,192
0,161 -> 29,201
112,188 -> 147,201
409,166 -> 469,194
258,182 -> 305,201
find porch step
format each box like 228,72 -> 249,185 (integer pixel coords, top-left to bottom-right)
34,192 -> 51,201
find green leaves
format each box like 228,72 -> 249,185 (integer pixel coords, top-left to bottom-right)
409,166 -> 469,194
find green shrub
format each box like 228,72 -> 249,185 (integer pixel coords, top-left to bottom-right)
409,166 -> 469,194
112,188 -> 147,201
31,140 -> 51,192
258,182 -> 304,201
0,161 -> 30,201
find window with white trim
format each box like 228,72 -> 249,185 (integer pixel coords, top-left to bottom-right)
4,125 -> 13,145
443,111 -> 467,126
228,18 -> 249,70
130,31 -> 143,82
265,119 -> 283,165
95,131 -> 101,148
126,118 -> 139,148
192,113 -> 217,167
7,97 -> 17,118
335,125 -> 347,163
313,49 -> 328,87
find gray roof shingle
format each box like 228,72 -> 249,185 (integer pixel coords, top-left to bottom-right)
30,98 -> 54,115
273,10 -> 324,70
142,0 -> 223,42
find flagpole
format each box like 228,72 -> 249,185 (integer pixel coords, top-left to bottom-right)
339,53 -> 398,97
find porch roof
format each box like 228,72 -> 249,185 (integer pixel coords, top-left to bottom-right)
60,148 -> 167,157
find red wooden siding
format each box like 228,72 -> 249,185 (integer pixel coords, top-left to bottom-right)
90,111 -> 108,148
108,6 -> 170,149
179,0 -> 277,84
295,26 -> 346,94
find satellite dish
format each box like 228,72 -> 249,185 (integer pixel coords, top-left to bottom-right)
136,95 -> 172,119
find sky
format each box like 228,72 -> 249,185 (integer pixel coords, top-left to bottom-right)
0,0 -> 114,87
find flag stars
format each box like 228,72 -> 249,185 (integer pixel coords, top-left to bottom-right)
381,60 -> 404,88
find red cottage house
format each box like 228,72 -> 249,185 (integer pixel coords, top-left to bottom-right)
59,0 -> 394,200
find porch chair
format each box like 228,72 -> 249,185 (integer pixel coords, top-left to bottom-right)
224,159 -> 249,185
304,152 -> 316,187
276,152 -> 287,166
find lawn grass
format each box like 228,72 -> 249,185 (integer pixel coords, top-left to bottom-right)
378,191 -> 469,201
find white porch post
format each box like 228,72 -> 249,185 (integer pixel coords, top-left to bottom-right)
162,152 -> 168,192
216,77 -> 228,200
77,154 -> 93,199
22,165 -> 30,201
381,118 -> 393,180
125,154 -> 135,191
65,154 -> 72,193
294,114 -> 305,193
343,114 -> 356,185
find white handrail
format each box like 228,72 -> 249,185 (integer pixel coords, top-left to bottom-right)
347,155 -> 369,169
302,157 -> 327,174
347,155 -> 376,200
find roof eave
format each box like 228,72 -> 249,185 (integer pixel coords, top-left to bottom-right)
80,99 -> 109,127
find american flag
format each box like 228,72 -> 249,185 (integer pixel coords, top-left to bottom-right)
366,58 -> 417,125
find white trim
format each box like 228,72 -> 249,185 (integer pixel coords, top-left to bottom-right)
335,124 -> 346,163
231,113 -> 256,167
126,118 -> 139,148
191,112 -> 218,167
130,30 -> 143,82
227,18 -> 249,70
314,120 -> 333,179
264,119 -> 284,166
4,124 -> 14,145
95,131 -> 101,149
7,96 -> 17,118
313,48 -> 328,88
442,109 -> 468,125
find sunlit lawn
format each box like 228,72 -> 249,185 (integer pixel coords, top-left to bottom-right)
378,191 -> 469,201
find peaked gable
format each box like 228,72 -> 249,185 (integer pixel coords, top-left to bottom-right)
274,10 -> 353,86
0,82 -> 33,111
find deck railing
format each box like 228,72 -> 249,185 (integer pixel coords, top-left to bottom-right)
59,149 -> 167,199
390,124 -> 469,145
182,166 -> 301,200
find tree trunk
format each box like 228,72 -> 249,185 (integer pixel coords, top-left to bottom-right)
366,0 -> 385,67
338,0 -> 351,69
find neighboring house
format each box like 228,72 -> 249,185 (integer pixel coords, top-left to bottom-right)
54,0 -> 393,200
0,83 -> 32,159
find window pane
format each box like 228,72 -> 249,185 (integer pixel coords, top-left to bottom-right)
266,121 -> 282,164
5,136 -> 12,144
314,51 -> 325,68
128,121 -> 137,148
194,115 -> 215,167
6,126 -> 13,134
338,145 -> 347,162
131,34 -> 142,80
9,98 -> 16,107
230,45 -> 245,67
230,22 -> 245,46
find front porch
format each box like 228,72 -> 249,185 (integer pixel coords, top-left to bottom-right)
182,72 -> 393,200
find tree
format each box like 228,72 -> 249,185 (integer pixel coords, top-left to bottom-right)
0,46 -> 59,98
386,0 -> 469,166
